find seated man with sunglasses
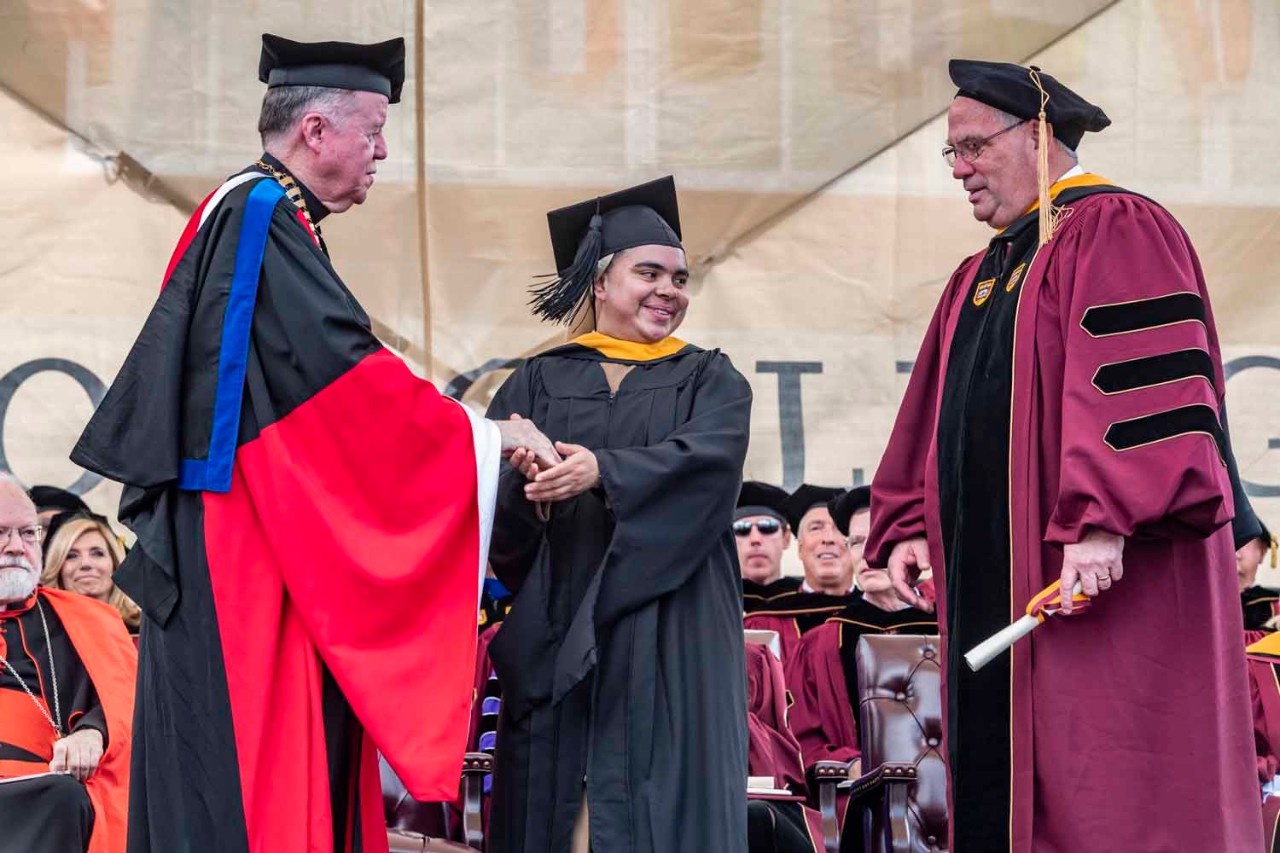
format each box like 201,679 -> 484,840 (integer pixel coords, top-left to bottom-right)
744,485 -> 860,663
735,482 -> 802,614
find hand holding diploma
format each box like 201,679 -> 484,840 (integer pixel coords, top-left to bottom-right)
965,580 -> 1089,671
965,530 -> 1123,670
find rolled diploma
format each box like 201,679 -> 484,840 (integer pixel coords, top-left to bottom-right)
964,614 -> 1039,672
964,582 -> 1083,672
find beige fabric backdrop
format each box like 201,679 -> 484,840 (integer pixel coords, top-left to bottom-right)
3,0 -> 1279,576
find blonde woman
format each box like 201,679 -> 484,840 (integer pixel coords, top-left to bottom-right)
41,514 -> 141,634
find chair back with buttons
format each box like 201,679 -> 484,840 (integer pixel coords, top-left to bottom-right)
855,634 -> 947,852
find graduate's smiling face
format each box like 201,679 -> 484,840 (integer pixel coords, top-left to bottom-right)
797,507 -> 852,594
735,514 -> 791,584
947,97 -> 1039,230
306,91 -> 389,213
59,530 -> 117,603
592,246 -> 690,343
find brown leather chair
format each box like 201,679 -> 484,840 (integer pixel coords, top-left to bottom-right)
382,752 -> 495,852
826,634 -> 946,853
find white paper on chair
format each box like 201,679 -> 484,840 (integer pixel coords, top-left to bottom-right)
747,776 -> 792,796
1263,776 -> 1280,799
744,629 -> 782,661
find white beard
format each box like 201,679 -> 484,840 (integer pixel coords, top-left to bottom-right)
0,557 -> 37,604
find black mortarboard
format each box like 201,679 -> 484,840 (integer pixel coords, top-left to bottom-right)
783,484 -> 844,536
43,509 -> 115,551
949,59 -> 1110,150
827,486 -> 871,537
531,176 -> 684,324
259,34 -> 406,104
1260,520 -> 1277,570
28,485 -> 89,516
736,482 -> 789,523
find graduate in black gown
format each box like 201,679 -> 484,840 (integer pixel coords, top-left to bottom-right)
484,177 -> 752,852
737,481 -> 802,612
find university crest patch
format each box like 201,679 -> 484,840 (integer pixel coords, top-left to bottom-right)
973,278 -> 996,306
1006,262 -> 1026,292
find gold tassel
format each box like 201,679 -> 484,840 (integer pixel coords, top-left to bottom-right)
1270,534 -> 1276,570
1029,67 -> 1061,247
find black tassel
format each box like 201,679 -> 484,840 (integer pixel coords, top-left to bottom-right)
530,214 -> 604,324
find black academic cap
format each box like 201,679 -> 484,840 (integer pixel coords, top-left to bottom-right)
259,34 -> 406,104
28,485 -> 89,516
530,176 -> 684,324
949,59 -> 1110,150
1260,520 -> 1277,569
42,509 -> 114,551
783,484 -> 844,536
736,481 -> 790,523
827,486 -> 871,537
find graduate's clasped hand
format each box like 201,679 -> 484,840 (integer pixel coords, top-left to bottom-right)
505,415 -> 601,504
523,442 -> 600,503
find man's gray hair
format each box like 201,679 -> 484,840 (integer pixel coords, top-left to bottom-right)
988,104 -> 1078,162
258,85 -> 357,149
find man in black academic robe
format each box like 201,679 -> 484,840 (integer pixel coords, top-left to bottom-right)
484,178 -> 751,852
72,35 -> 554,853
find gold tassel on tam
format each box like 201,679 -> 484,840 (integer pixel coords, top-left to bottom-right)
1029,67 -> 1064,247
1270,534 -> 1277,569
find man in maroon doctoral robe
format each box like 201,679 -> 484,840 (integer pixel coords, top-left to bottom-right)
866,59 -> 1261,851
745,485 -> 859,663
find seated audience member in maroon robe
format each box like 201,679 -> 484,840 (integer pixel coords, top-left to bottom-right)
737,482 -> 803,613
745,486 -> 860,663
867,59 -> 1261,851
785,489 -> 935,829
1246,631 -> 1280,851
1240,522 -> 1280,632
746,643 -> 821,853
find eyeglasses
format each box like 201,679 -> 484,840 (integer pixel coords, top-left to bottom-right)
0,526 -> 42,545
942,120 -> 1027,167
733,518 -> 783,538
